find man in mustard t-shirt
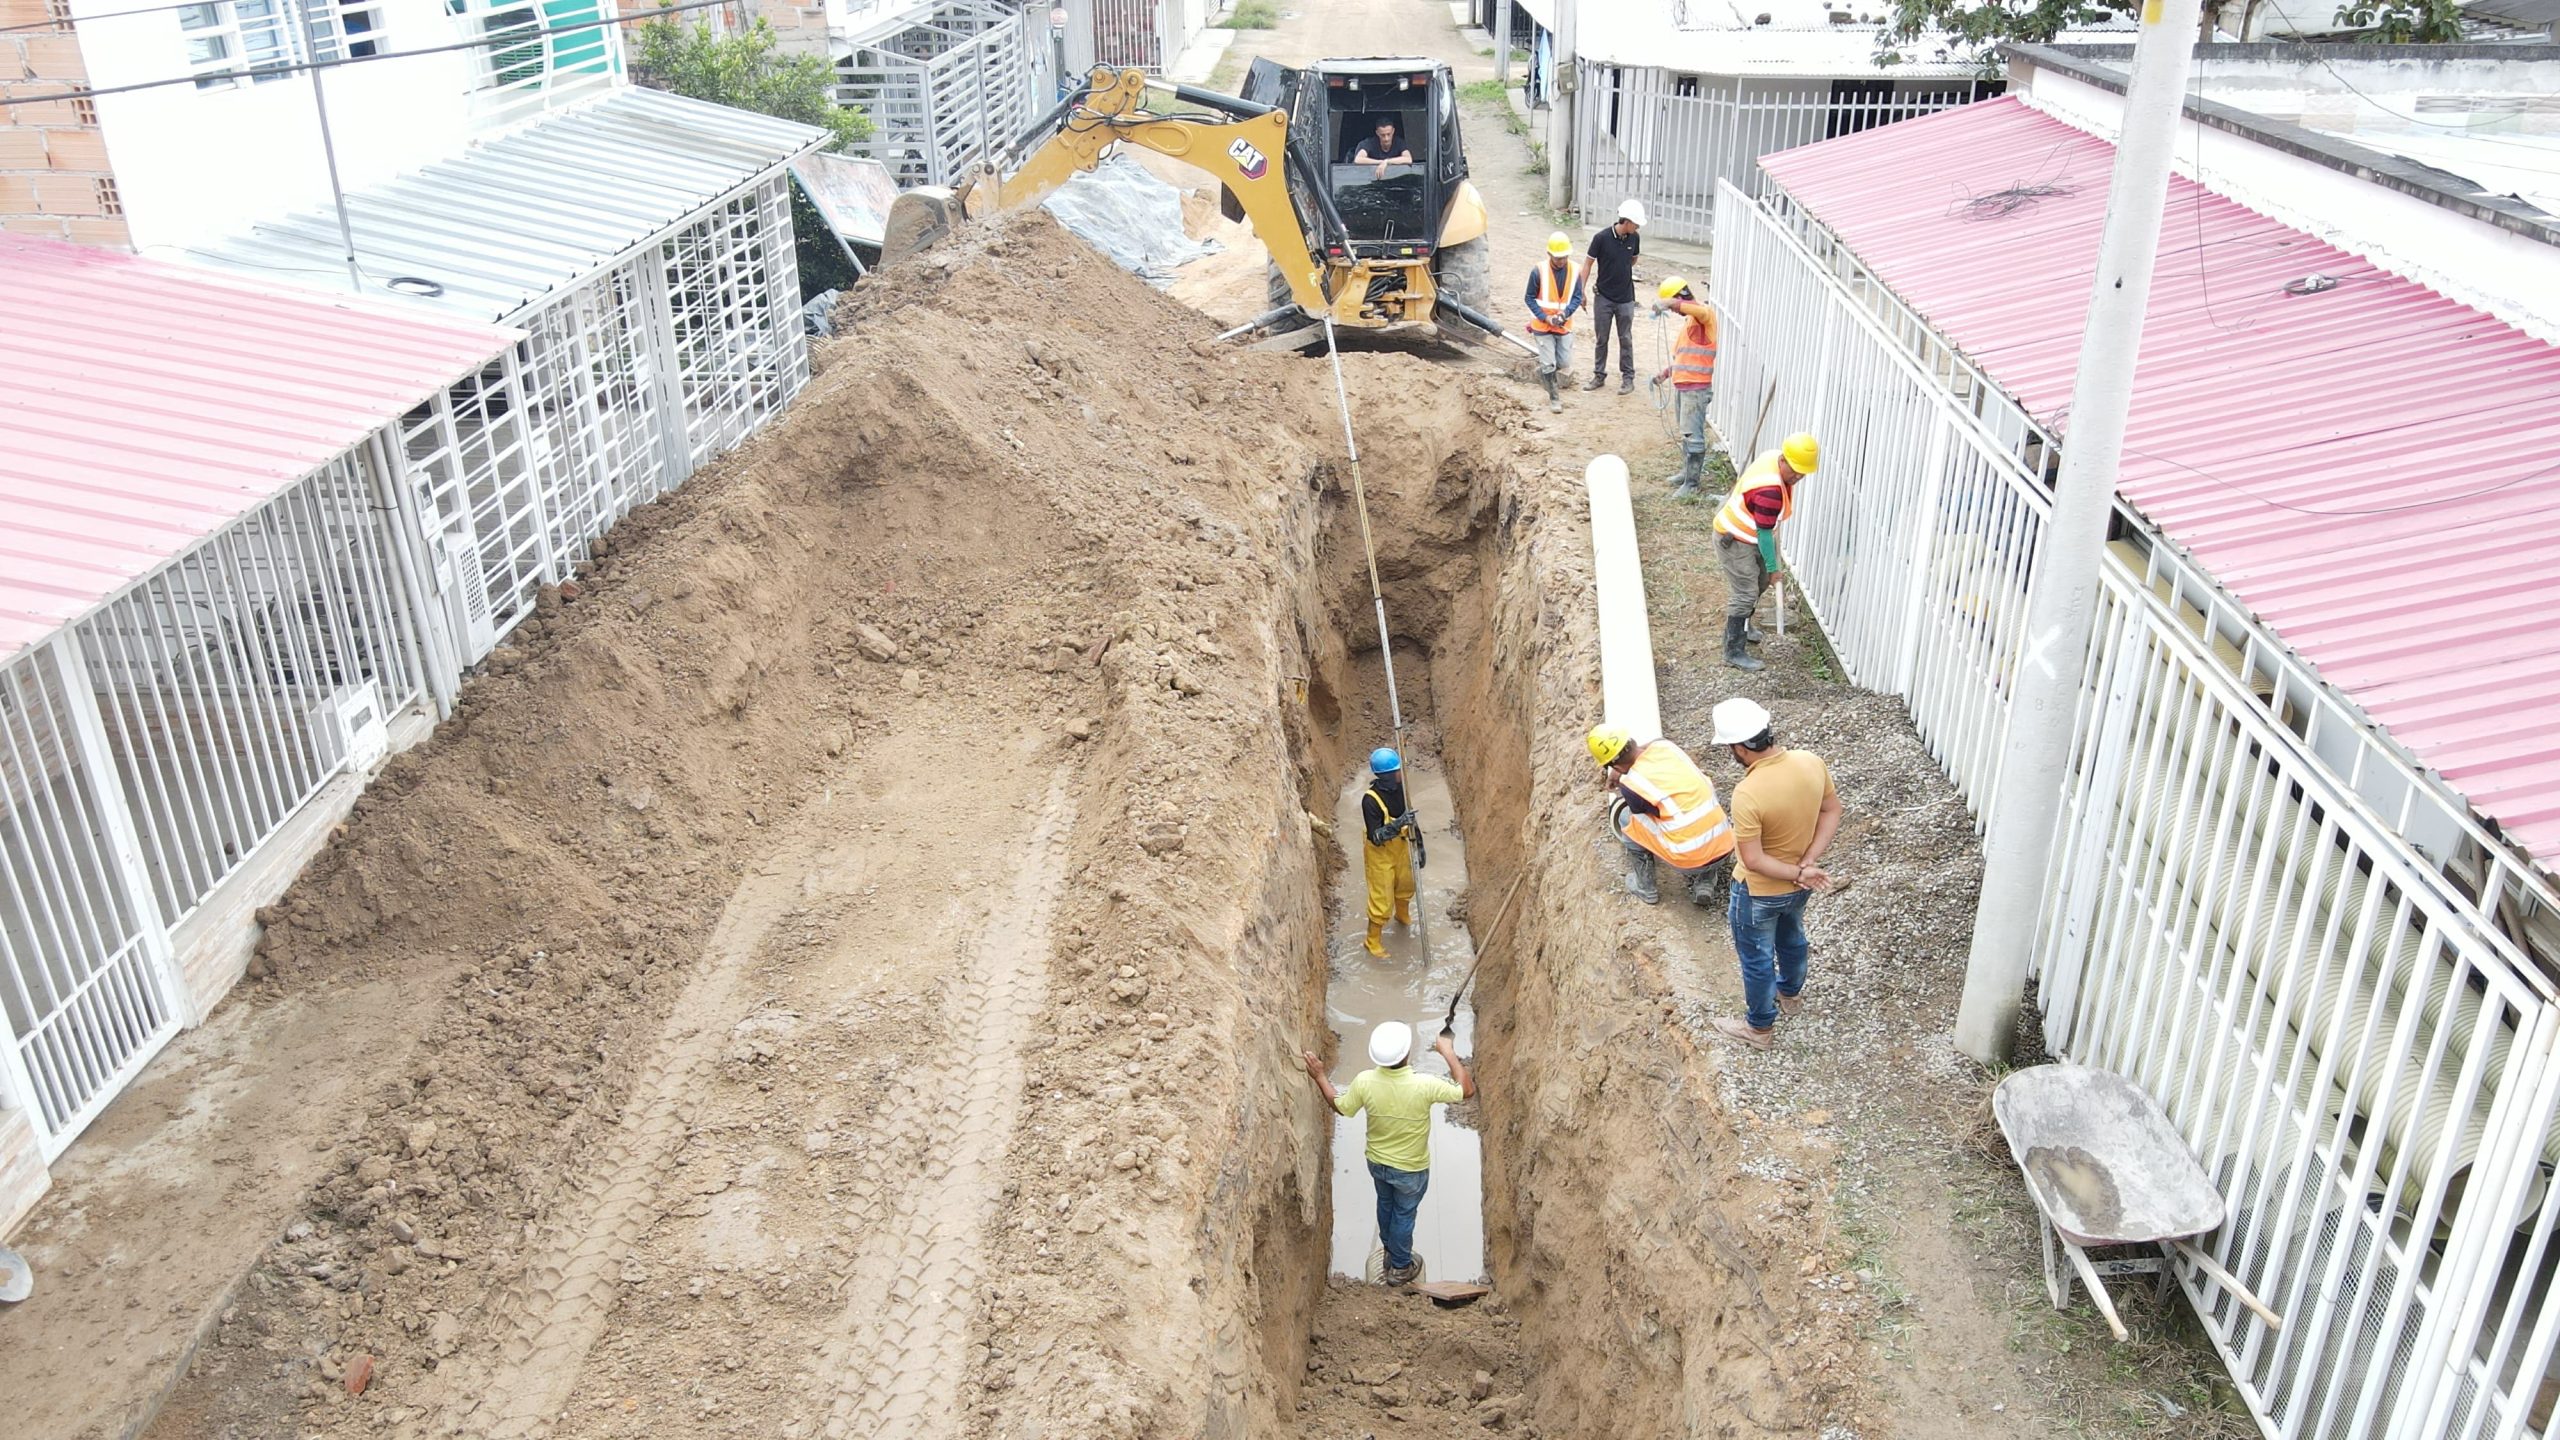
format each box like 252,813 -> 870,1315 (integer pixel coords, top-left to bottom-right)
1708,697 -> 1841,1051
1301,1020 -> 1475,1285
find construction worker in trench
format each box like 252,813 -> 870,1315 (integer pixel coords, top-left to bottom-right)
1358,747 -> 1422,958
1587,725 -> 1736,907
1301,1020 -> 1474,1287
1651,276 -> 1718,496
1716,431 -> 1819,673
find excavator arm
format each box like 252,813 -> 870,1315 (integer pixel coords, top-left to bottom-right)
895,67 -> 1336,315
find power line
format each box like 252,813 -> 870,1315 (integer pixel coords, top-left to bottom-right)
1,0 -> 233,37
0,0 -> 742,108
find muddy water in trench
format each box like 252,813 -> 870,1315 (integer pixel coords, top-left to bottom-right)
1320,758 -> 1486,1283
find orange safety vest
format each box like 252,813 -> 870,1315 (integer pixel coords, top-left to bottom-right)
1527,259 -> 1579,334
1616,740 -> 1736,869
1669,301 -> 1717,390
1713,452 -> 1795,545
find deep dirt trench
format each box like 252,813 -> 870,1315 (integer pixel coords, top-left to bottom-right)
79,212 -> 1868,1440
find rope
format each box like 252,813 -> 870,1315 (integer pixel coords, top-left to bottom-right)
1317,314 -> 1432,969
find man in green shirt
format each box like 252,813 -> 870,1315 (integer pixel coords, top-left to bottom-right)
1301,1020 -> 1475,1285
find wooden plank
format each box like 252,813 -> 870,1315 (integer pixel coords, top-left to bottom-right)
1410,1280 -> 1491,1305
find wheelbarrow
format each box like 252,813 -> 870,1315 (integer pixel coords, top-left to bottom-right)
1992,1064 -> 2284,1342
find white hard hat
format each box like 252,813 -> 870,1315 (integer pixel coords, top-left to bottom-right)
1368,1020 -> 1413,1067
1710,697 -> 1773,746
1617,198 -> 1647,226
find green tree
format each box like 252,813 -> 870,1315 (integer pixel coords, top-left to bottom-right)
1876,0 -> 2135,63
2331,0 -> 2465,39
630,10 -> 872,296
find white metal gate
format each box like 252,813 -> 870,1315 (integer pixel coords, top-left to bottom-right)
1713,177 -> 2560,1439
1573,70 -> 1989,242
0,646 -> 179,1157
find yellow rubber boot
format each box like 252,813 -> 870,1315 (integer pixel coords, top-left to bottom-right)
1365,920 -> 1387,958
1393,900 -> 1413,928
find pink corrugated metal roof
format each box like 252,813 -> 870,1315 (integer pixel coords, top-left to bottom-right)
1760,98 -> 2560,868
0,236 -> 517,663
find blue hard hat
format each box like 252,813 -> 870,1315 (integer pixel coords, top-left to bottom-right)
1369,747 -> 1402,774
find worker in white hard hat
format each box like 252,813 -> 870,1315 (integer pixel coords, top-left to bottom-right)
1706,697 -> 1840,1052
1651,276 -> 1718,496
1715,432 -> 1819,671
1524,231 -> 1587,413
1301,1020 -> 1474,1286
1581,198 -> 1647,395
1585,723 -> 1734,906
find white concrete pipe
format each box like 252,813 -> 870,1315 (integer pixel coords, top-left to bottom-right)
1584,455 -> 1662,743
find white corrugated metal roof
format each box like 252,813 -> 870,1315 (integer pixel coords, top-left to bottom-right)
184,87 -> 828,323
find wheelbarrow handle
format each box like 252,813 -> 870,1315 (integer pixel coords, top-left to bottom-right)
2170,1238 -> 2284,1333
2063,1242 -> 2130,1342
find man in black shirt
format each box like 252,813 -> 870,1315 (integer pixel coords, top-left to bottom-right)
1583,198 -> 1646,393
1351,119 -> 1412,177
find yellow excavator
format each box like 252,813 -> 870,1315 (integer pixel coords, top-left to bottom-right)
881,61 -> 1529,356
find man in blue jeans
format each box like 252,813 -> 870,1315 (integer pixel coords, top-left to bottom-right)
1708,698 -> 1841,1050
1301,1020 -> 1474,1284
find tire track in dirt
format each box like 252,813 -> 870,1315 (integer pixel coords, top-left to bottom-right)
423,863 -> 810,1440
812,772 -> 1075,1439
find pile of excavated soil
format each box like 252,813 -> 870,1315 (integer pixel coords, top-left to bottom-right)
119,207 -> 1880,1440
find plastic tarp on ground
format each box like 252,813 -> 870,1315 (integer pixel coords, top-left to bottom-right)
1040,155 -> 1221,284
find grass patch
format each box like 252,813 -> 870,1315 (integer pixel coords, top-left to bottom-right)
1458,78 -> 1508,105
1216,0 -> 1278,27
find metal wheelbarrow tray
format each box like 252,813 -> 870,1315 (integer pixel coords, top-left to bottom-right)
1992,1063 -> 2283,1341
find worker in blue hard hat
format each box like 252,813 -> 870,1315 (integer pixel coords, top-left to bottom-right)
1359,747 -> 1421,958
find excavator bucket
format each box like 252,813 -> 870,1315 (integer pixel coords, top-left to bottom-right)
880,185 -> 964,268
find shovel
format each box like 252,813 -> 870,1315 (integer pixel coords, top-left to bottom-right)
1439,871 -> 1532,1037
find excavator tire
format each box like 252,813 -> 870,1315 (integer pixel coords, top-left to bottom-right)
1434,235 -> 1492,320
1263,261 -> 1315,332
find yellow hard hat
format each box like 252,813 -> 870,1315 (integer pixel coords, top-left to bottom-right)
1586,725 -> 1633,767
1657,276 -> 1690,301
1546,231 -> 1572,256
1782,432 -> 1820,474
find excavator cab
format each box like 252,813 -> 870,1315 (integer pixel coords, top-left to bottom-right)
1239,56 -> 1481,274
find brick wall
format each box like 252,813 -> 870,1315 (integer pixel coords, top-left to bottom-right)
0,0 -> 132,246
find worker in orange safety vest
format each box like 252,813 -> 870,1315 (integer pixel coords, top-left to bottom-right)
1586,725 -> 1735,906
1713,432 -> 1818,672
1651,276 -> 1718,496
1524,231 -> 1586,414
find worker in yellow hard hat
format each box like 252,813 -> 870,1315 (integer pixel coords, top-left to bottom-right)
1650,276 -> 1718,496
1358,747 -> 1420,958
1586,725 -> 1735,907
1524,231 -> 1587,414
1713,432 -> 1818,672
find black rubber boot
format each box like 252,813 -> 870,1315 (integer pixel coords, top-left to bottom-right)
1626,851 -> 1660,905
1724,615 -> 1765,672
1744,618 -> 1765,645
1542,370 -> 1561,412
1669,450 -> 1704,498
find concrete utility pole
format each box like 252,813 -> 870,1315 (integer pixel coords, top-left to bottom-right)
1950,0 -> 2205,1065
1544,0 -> 1574,211
1496,0 -> 1513,86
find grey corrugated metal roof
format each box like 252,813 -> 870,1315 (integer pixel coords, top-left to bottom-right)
189,87 -> 827,323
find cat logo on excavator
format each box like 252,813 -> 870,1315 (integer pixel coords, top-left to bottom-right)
1225,137 -> 1269,180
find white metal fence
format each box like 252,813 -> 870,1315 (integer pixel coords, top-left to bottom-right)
837,0 -> 1042,187
0,646 -> 180,1156
1572,68 -> 1992,243
1713,176 -> 2560,1439
0,174 -> 810,1174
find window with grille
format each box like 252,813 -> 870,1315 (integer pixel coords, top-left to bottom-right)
177,0 -> 388,87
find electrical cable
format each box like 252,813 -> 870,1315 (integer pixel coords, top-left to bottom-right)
1316,309 -> 1435,979
0,0 -> 740,108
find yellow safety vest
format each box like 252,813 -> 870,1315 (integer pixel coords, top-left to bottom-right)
1713,453 -> 1795,545
1618,740 -> 1735,868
